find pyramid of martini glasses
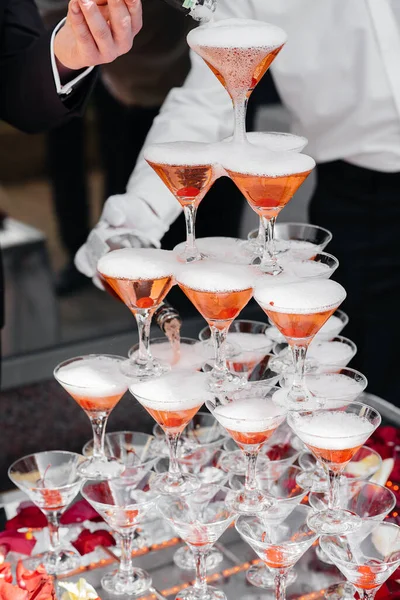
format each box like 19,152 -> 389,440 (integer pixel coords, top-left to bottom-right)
8,18 -> 400,600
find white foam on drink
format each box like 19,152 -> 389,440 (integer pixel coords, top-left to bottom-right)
307,373 -> 365,400
227,332 -> 273,353
97,248 -> 177,280
292,412 -> 374,450
308,341 -> 355,366
187,19 -> 287,50
130,371 -> 212,411
275,239 -> 320,260
176,260 -> 255,292
144,141 -> 217,166
131,341 -> 205,370
221,145 -> 315,177
316,314 -> 347,340
255,279 -> 346,314
223,132 -> 308,153
213,397 -> 284,433
56,356 -> 128,398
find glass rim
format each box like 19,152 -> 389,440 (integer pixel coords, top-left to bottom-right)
82,431 -> 157,456
8,450 -> 84,491
280,365 -> 368,393
319,523 -> 400,567
206,385 -> 287,423
157,486 -> 236,524
255,295 -> 346,315
287,401 -> 381,441
309,481 -> 396,515
128,337 -> 202,358
248,221 -> 333,241
53,354 -> 128,390
81,478 -> 157,510
236,508 -> 318,547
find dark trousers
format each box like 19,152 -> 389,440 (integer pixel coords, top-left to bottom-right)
309,160 -> 400,407
48,81 -> 160,259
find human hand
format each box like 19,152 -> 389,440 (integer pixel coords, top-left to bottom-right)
54,0 -> 142,71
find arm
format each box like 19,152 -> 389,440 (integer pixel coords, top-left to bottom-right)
0,0 -> 142,134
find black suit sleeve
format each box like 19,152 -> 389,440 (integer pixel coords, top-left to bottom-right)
0,0 -> 96,134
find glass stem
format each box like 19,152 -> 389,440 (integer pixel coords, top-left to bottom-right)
327,469 -> 342,510
233,97 -> 248,143
165,431 -> 183,484
274,569 -> 288,600
289,344 -> 309,401
183,204 -> 200,257
257,217 -> 265,248
192,549 -> 208,596
260,216 -> 280,274
134,308 -> 152,364
244,450 -> 258,492
46,511 -> 61,551
90,414 -> 108,458
119,532 -> 135,581
210,324 -> 229,374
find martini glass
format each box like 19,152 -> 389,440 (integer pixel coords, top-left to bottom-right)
8,451 -> 83,574
176,259 -> 254,391
129,337 -> 205,371
248,221 -> 332,261
130,370 -> 212,494
54,354 -> 128,479
198,319 -> 272,374
229,135 -> 308,257
279,366 -> 368,409
320,522 -> 400,600
236,505 -> 319,600
145,142 -> 217,263
97,247 -> 176,379
207,384 -> 287,513
288,402 -> 381,534
222,146 -> 315,275
155,449 -> 229,571
158,487 -> 236,600
187,19 -> 287,142
255,279 -> 347,407
81,475 -> 156,596
231,465 -> 311,591
298,445 -> 382,494
82,431 -> 159,486
310,480 -> 396,577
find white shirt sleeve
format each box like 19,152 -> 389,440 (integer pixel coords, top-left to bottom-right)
50,19 -> 94,96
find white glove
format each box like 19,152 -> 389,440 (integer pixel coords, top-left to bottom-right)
75,193 -> 167,285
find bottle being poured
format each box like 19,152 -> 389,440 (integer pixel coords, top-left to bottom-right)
153,301 -> 183,365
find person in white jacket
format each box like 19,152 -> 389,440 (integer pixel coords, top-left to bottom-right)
76,0 -> 400,406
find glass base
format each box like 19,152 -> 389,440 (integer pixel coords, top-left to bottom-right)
207,370 -> 246,393
150,471 -> 199,495
307,509 -> 362,535
78,455 -> 124,479
296,469 -> 328,494
316,543 -> 334,565
324,582 -> 356,599
246,563 -> 297,589
177,248 -> 207,263
272,388 -> 320,412
252,255 -> 283,276
101,567 -> 152,596
219,450 -> 246,475
120,357 -> 171,380
226,488 -> 273,515
176,585 -> 226,600
173,546 -> 223,571
25,548 -> 80,575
